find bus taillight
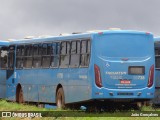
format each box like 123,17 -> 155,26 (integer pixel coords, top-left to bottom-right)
148,65 -> 154,88
94,64 -> 102,88
146,32 -> 150,35
98,32 -> 103,35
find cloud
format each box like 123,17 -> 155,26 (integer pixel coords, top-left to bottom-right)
0,0 -> 160,40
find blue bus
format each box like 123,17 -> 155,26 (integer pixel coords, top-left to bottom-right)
5,30 -> 155,109
0,40 -> 9,98
153,37 -> 160,105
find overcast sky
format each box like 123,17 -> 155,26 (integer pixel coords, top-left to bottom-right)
0,0 -> 160,40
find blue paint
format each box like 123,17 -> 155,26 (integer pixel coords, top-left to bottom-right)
3,30 -> 155,106
0,41 -> 9,99
45,104 -> 57,109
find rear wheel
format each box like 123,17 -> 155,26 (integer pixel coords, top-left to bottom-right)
56,88 -> 65,109
136,102 -> 144,110
143,101 -> 152,106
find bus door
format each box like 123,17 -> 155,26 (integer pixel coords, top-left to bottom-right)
6,45 -> 16,100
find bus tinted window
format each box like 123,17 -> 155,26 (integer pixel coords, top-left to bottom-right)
15,39 -> 90,69
51,42 -> 60,68
156,58 -> 160,68
80,40 -> 90,67
23,45 -> 32,68
81,41 -> 87,53
16,46 -> 24,56
80,54 -> 90,67
33,44 -> 41,68
71,41 -> 76,54
70,41 -> 80,68
0,47 -> 8,69
87,40 -> 91,53
16,46 -> 24,68
8,46 -> 15,69
61,42 -> 66,55
42,43 -> 52,68
24,45 -> 32,56
60,41 -> 70,68
24,57 -> 32,68
155,48 -> 160,69
33,44 -> 39,56
47,44 -> 52,55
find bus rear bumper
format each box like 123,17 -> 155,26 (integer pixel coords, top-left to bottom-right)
92,87 -> 155,99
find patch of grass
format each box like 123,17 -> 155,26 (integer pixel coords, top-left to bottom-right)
0,99 -> 160,120
141,105 -> 160,111
0,99 -> 49,111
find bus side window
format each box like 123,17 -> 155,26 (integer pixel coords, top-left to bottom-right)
155,49 -> 158,55
8,46 -> 15,69
33,44 -> 38,56
60,41 -> 70,68
155,48 -> 160,69
33,44 -> 42,68
42,43 -> 51,68
16,46 -> 24,69
51,42 -> 60,68
87,40 -> 91,53
23,45 -> 32,68
70,41 -> 80,68
0,47 -> 8,69
80,40 -> 90,67
156,58 -> 160,68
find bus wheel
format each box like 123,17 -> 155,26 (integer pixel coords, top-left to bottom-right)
136,102 -> 142,109
56,88 -> 65,109
16,86 -> 24,103
143,101 -> 152,106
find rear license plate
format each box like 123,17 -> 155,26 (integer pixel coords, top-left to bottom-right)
120,80 -> 131,84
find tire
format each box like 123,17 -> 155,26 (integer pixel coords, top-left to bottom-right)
143,101 -> 152,106
136,102 -> 142,109
56,88 -> 65,109
16,87 -> 24,103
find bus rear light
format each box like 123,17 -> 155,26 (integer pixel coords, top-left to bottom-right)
148,65 -> 154,88
121,58 -> 129,61
98,32 -> 103,35
94,64 -> 102,88
146,32 -> 150,35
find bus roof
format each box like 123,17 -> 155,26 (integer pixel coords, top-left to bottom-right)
0,40 -> 9,46
154,36 -> 160,42
86,30 -> 151,35
9,30 -> 152,45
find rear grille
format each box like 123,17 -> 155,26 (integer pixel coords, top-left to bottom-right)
117,92 -> 133,96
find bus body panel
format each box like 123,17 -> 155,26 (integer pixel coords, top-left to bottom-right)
7,63 -> 91,104
0,70 -> 6,98
67,68 -> 91,103
153,70 -> 160,104
91,33 -> 155,100
0,41 -> 9,99
153,37 -> 160,105
5,31 -> 155,105
6,34 -> 92,104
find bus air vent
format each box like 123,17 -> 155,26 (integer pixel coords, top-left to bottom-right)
117,92 -> 133,96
